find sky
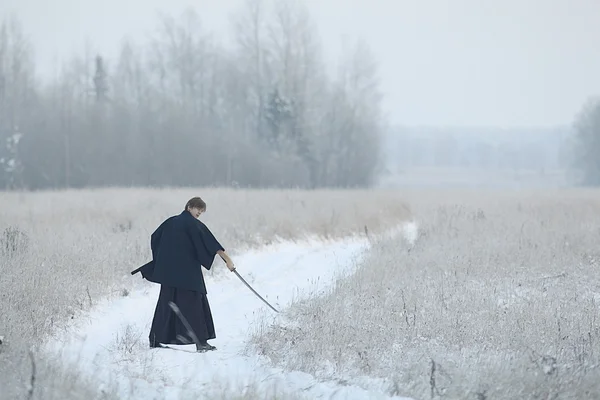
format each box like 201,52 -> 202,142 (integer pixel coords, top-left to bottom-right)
1,0 -> 599,128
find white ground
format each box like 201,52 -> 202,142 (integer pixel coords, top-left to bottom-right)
44,224 -> 418,400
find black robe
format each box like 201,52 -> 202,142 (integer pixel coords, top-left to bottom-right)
132,210 -> 224,346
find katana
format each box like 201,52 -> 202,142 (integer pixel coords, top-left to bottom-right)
232,269 -> 279,313
133,260 -> 279,313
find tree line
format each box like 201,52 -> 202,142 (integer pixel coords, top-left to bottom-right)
0,0 -> 384,190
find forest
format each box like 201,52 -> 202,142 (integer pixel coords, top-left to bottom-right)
0,2 -> 383,190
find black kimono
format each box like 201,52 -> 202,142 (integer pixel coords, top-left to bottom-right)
135,210 -> 224,348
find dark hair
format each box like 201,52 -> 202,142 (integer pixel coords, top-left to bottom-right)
185,197 -> 206,211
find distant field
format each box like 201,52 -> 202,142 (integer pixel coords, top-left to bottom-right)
378,167 -> 570,189
0,187 -> 410,400
251,188 -> 600,399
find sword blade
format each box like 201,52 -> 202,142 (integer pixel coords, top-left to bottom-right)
233,269 -> 279,313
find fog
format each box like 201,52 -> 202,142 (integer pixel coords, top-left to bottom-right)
1,0 -> 599,189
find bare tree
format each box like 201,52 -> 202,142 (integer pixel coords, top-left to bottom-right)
330,39 -> 384,187
571,97 -> 600,185
232,0 -> 266,136
0,16 -> 36,189
261,0 -> 330,187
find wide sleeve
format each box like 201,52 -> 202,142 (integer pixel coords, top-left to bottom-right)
150,222 -> 164,260
150,216 -> 174,260
189,221 -> 225,270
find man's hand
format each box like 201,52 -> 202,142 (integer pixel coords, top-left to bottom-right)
218,249 -> 235,271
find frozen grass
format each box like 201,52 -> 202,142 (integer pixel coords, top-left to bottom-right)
0,186 -> 410,400
250,188 -> 600,399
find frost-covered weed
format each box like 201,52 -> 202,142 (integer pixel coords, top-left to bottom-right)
0,187 -> 409,400
251,190 -> 600,399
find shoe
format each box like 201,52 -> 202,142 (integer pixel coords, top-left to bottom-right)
149,341 -> 165,349
196,342 -> 217,352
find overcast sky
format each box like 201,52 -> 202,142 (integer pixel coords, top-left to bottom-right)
1,0 -> 599,128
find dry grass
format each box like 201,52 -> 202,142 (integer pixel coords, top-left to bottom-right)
0,186 -> 410,400
250,188 -> 600,400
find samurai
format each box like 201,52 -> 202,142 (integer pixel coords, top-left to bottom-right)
133,196 -> 235,352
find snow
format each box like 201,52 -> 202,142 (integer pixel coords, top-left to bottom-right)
44,224 -> 418,400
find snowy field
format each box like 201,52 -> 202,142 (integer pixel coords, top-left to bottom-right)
3,187 -> 600,399
377,167 -> 568,189
250,189 -> 600,399
0,188 -> 411,399
43,223 -> 417,399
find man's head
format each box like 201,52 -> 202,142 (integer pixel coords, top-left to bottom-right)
185,197 -> 206,218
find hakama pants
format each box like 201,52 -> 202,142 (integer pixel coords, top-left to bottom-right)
149,285 -> 216,346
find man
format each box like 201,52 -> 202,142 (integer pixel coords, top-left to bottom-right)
144,196 -> 235,352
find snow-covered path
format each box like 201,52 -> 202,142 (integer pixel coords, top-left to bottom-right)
45,227 -> 416,400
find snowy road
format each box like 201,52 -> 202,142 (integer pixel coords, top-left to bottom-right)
44,226 -> 416,400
